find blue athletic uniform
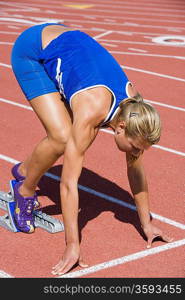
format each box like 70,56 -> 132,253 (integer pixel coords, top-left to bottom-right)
11,23 -> 131,126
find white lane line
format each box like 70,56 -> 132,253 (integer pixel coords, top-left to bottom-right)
0,31 -> 20,34
0,41 -> 13,45
0,97 -> 32,111
0,154 -> 19,164
122,65 -> 185,82
128,48 -> 147,53
0,97 -> 185,157
104,19 -> 116,23
101,42 -> 118,48
69,24 -> 83,28
152,145 -> 185,157
0,270 -> 13,278
1,154 -> 184,230
112,51 -> 185,60
83,15 -> 97,20
59,238 -> 185,278
0,17 -> 37,25
7,25 -> 20,29
93,30 -> 113,39
0,63 -> 11,68
145,99 -> 185,112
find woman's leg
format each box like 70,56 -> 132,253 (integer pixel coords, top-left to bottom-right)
19,92 -> 72,197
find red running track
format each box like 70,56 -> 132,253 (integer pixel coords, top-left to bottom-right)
0,0 -> 184,278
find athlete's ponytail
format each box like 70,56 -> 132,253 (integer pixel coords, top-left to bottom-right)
115,93 -> 161,145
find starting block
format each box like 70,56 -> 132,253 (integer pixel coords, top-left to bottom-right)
0,180 -> 64,234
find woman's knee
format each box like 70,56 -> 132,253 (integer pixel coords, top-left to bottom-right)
48,127 -> 71,155
30,93 -> 73,155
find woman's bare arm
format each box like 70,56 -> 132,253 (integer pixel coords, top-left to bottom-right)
52,88 -> 111,275
126,152 -> 173,248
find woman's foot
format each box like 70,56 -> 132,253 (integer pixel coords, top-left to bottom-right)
11,163 -> 40,209
13,181 -> 36,233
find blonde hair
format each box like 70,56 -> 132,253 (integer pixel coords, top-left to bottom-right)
115,93 -> 161,145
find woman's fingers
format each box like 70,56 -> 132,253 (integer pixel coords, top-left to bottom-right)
52,259 -> 68,275
52,259 -> 75,275
161,233 -> 174,243
78,256 -> 89,268
52,256 -> 88,276
146,233 -> 174,249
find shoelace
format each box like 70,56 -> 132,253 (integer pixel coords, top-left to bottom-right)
25,198 -> 34,216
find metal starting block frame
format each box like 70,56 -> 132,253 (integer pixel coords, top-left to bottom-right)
0,183 -> 64,234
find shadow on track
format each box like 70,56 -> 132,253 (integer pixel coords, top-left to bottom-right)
37,164 -> 147,242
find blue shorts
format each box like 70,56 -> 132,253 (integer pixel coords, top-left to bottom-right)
11,23 -> 66,100
11,23 -> 130,125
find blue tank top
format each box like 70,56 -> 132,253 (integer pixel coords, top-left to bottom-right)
40,30 -> 131,125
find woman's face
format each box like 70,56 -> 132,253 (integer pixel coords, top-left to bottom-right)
114,122 -> 150,157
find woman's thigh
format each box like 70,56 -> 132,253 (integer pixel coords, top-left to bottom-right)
30,92 -> 72,143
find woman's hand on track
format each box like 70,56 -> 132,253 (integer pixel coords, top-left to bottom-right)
142,223 -> 174,249
51,243 -> 88,276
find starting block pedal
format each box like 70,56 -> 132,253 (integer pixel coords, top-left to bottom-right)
34,210 -> 64,233
0,190 -> 19,232
0,180 -> 64,234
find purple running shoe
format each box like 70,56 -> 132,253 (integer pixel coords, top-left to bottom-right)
13,181 -> 36,233
11,163 -> 40,209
